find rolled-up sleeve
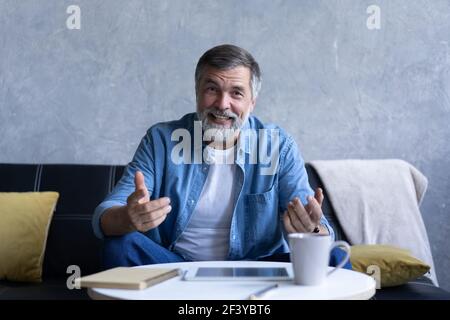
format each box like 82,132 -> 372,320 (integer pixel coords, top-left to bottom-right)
92,130 -> 156,239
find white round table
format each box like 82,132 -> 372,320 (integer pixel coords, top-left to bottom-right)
88,261 -> 376,300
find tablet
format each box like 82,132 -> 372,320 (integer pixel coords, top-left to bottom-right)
183,267 -> 293,281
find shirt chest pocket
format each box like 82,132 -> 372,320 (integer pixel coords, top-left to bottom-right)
243,183 -> 280,245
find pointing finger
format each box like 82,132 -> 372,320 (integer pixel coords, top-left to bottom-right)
134,171 -> 149,203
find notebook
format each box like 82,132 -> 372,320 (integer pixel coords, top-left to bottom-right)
75,267 -> 181,290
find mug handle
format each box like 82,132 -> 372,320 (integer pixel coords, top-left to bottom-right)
327,241 -> 351,277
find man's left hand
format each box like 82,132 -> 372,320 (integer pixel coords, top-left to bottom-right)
283,188 -> 325,234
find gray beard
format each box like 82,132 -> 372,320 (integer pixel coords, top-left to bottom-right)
198,109 -> 245,143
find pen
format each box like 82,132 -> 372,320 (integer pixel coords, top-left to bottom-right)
248,283 -> 279,300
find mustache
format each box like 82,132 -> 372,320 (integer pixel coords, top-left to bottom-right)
204,109 -> 238,120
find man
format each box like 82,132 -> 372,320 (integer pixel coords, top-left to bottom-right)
93,44 -> 334,268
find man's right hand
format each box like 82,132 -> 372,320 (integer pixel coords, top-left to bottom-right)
124,171 -> 171,233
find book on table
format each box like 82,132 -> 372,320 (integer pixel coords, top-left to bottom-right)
75,267 -> 181,290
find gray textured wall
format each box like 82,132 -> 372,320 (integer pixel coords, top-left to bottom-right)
1,0 -> 449,291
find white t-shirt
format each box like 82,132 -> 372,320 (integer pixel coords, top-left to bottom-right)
174,145 -> 237,261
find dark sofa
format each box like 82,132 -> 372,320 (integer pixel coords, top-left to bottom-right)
0,163 -> 449,300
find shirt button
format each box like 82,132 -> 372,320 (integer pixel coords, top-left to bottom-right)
189,199 -> 195,205
202,166 -> 207,172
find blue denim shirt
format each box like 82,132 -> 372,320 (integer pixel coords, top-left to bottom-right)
92,112 -> 334,260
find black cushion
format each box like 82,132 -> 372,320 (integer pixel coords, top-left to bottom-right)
373,277 -> 450,300
43,218 -> 103,279
38,164 -> 113,217
0,164 -> 39,192
38,165 -> 115,278
0,279 -> 89,300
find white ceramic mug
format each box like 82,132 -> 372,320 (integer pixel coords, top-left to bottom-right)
288,233 -> 351,286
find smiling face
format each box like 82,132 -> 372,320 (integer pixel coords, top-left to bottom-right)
196,65 -> 256,147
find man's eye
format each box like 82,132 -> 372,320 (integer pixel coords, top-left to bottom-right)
206,87 -> 216,92
234,91 -> 243,97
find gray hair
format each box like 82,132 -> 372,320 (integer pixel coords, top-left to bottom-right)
195,44 -> 262,99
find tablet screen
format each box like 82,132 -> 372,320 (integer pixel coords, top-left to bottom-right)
195,267 -> 289,278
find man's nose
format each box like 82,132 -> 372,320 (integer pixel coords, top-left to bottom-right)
216,93 -> 231,110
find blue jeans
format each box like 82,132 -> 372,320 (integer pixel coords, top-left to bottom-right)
103,232 -> 352,270
102,232 -> 186,269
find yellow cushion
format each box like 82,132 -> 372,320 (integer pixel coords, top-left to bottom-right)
0,192 -> 59,282
350,244 -> 430,288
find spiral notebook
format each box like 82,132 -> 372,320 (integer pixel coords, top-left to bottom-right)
75,267 -> 181,290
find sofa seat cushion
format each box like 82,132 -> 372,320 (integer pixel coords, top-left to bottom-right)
1,277 -> 448,300
0,278 -> 89,300
374,276 -> 450,300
